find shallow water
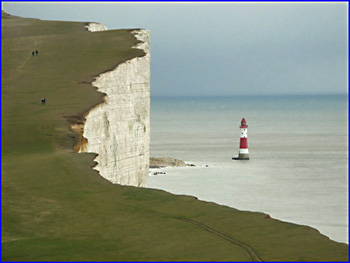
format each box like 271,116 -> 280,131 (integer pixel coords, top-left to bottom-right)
147,95 -> 348,243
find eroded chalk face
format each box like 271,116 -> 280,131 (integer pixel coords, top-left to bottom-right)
85,22 -> 108,32
79,28 -> 150,187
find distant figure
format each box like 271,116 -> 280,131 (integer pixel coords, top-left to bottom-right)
41,98 -> 46,104
32,51 -> 34,56
36,50 -> 38,55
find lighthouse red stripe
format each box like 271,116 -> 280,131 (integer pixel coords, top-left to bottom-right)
240,138 -> 248,148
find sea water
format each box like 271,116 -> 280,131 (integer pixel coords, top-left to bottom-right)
147,95 -> 348,244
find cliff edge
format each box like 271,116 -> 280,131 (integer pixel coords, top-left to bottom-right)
77,24 -> 150,187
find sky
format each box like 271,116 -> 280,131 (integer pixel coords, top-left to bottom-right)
2,2 -> 348,97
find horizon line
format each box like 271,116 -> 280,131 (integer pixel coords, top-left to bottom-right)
150,93 -> 348,98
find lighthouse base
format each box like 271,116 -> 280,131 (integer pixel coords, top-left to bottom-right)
238,153 -> 249,160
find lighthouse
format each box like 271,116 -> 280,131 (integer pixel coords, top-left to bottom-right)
238,118 -> 249,160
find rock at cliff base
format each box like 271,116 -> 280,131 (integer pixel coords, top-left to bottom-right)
150,157 -> 194,168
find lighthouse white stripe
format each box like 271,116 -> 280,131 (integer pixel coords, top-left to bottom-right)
239,148 -> 249,154
240,128 -> 248,138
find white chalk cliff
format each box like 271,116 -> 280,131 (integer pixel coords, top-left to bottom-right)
85,22 -> 108,32
79,25 -> 150,187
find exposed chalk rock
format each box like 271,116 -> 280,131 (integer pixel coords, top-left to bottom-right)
150,157 -> 187,168
85,22 -> 108,32
79,28 -> 150,187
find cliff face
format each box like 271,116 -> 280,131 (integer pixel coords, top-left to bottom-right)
85,22 -> 108,32
79,26 -> 150,187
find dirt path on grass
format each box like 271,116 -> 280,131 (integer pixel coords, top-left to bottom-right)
176,217 -> 263,262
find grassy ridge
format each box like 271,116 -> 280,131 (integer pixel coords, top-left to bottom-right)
2,12 -> 348,261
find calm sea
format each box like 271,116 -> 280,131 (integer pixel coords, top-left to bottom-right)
147,95 -> 348,244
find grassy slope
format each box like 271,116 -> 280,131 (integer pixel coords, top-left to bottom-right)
1,12 -> 348,261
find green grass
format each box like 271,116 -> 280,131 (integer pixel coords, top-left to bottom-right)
2,11 -> 348,261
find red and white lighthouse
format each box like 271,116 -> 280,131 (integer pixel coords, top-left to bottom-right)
238,118 -> 249,160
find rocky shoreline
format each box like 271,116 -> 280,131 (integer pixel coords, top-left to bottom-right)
150,157 -> 195,169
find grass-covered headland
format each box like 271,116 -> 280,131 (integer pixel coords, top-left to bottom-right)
1,11 -> 348,261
